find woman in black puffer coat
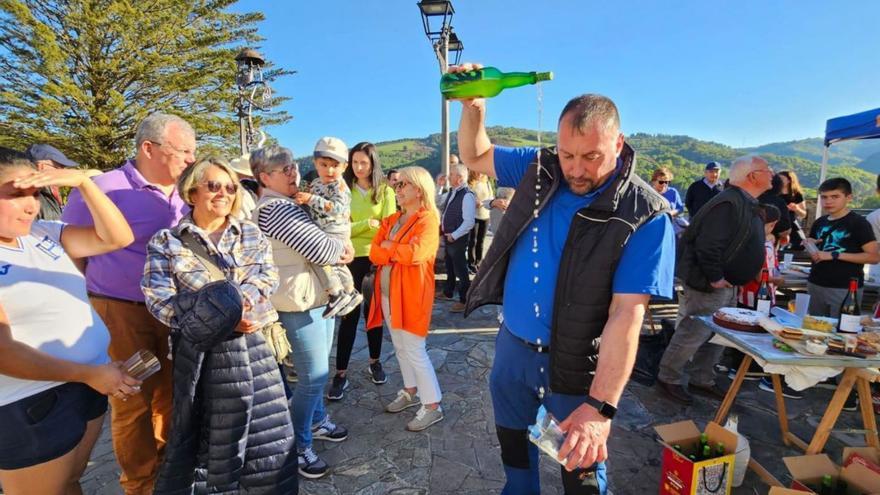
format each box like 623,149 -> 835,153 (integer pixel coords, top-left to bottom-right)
142,158 -> 296,494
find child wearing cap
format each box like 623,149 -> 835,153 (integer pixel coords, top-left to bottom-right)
295,137 -> 363,318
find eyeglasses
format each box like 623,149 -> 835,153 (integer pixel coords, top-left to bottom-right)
751,168 -> 774,176
269,164 -> 297,176
657,180 -> 670,185
201,180 -> 238,195
394,181 -> 413,190
150,141 -> 195,157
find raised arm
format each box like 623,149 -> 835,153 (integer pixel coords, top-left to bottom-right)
15,169 -> 134,258
452,63 -> 496,178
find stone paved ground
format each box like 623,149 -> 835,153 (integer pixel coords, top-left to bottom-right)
81,296 -> 877,494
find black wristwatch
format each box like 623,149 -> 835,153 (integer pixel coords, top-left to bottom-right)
832,251 -> 840,261
584,395 -> 617,420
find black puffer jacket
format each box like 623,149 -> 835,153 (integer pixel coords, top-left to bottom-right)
153,283 -> 297,495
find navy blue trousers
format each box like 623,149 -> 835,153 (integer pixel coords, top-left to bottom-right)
490,325 -> 607,495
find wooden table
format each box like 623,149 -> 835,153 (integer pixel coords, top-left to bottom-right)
700,318 -> 880,486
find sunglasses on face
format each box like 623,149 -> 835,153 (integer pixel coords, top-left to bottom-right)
394,181 -> 412,190
657,180 -> 670,185
202,180 -> 238,195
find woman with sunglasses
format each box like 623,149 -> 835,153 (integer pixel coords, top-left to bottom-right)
0,152 -> 139,495
651,167 -> 684,216
250,145 -> 353,479
142,157 -> 297,492
366,166 -> 444,431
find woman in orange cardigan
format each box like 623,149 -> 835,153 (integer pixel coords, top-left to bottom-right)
366,166 -> 443,431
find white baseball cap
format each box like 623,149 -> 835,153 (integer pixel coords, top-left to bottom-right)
313,136 -> 348,164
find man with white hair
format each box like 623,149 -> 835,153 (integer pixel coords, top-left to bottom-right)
439,163 -> 476,312
63,112 -> 196,494
657,155 -> 772,405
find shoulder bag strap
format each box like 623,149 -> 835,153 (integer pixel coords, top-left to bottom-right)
179,229 -> 226,283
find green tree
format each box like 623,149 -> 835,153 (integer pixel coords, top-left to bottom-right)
0,0 -> 291,169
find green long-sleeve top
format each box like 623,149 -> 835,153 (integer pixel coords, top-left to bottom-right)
350,183 -> 397,257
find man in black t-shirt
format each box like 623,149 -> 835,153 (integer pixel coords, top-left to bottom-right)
807,178 -> 880,317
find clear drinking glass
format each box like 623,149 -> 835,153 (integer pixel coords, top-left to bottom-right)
528,405 -> 567,465
123,349 -> 161,382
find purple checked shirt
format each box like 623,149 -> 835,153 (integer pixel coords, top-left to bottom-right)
62,160 -> 190,302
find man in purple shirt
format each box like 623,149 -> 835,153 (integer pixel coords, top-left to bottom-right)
62,113 -> 195,495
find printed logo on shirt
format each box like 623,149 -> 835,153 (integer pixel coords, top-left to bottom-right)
0,264 -> 10,275
816,225 -> 850,252
36,236 -> 62,260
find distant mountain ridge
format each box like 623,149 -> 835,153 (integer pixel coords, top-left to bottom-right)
300,128 -> 880,207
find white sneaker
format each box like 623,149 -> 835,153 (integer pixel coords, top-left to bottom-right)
406,405 -> 444,432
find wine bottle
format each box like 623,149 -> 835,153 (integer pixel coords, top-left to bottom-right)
440,67 -> 553,99
715,442 -> 726,457
837,277 -> 861,334
701,444 -> 712,461
755,269 -> 772,315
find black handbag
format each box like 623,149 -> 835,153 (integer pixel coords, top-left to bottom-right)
179,230 -> 291,363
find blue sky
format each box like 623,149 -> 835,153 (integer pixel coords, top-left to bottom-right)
233,0 -> 879,155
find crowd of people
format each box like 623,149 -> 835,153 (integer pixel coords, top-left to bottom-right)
2,65 -> 880,495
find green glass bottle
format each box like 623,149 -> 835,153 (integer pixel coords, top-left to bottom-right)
440,67 -> 553,99
702,445 -> 711,460
819,474 -> 833,495
715,442 -> 725,457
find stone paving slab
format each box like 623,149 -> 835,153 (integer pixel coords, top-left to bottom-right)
80,298 -> 876,494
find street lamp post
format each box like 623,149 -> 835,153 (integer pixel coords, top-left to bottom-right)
417,0 -> 463,179
234,48 -> 271,156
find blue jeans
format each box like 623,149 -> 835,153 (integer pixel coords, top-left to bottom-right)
278,306 -> 335,451
490,325 -> 607,495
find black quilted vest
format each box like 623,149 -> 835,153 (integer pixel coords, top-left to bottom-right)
442,186 -> 473,234
465,143 -> 669,395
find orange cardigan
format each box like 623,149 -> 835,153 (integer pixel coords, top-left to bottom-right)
366,208 -> 439,337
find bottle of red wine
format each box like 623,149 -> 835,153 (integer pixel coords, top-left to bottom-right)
837,277 -> 861,334
755,270 -> 772,315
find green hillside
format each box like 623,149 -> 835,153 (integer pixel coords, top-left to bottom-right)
298,128 -> 880,207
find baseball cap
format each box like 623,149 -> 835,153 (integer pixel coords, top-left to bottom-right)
228,154 -> 253,178
25,144 -> 79,168
313,136 -> 348,164
705,161 -> 721,171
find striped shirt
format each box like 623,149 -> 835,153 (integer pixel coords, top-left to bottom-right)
256,191 -> 344,265
142,215 -> 279,330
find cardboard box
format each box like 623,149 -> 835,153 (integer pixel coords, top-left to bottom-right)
783,453 -> 880,494
843,447 -> 880,478
655,420 -> 738,495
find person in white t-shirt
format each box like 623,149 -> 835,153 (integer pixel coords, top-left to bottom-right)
0,156 -> 138,495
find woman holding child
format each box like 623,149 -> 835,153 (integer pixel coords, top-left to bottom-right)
250,144 -> 353,479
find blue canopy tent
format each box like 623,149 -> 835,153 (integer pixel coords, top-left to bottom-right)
816,107 -> 880,219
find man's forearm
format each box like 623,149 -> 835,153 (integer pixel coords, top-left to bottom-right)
458,104 -> 495,177
588,295 -> 648,405
840,251 -> 880,265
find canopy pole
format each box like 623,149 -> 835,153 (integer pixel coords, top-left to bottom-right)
816,145 -> 830,221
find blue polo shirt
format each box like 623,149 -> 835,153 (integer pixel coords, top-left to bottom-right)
495,146 -> 675,345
